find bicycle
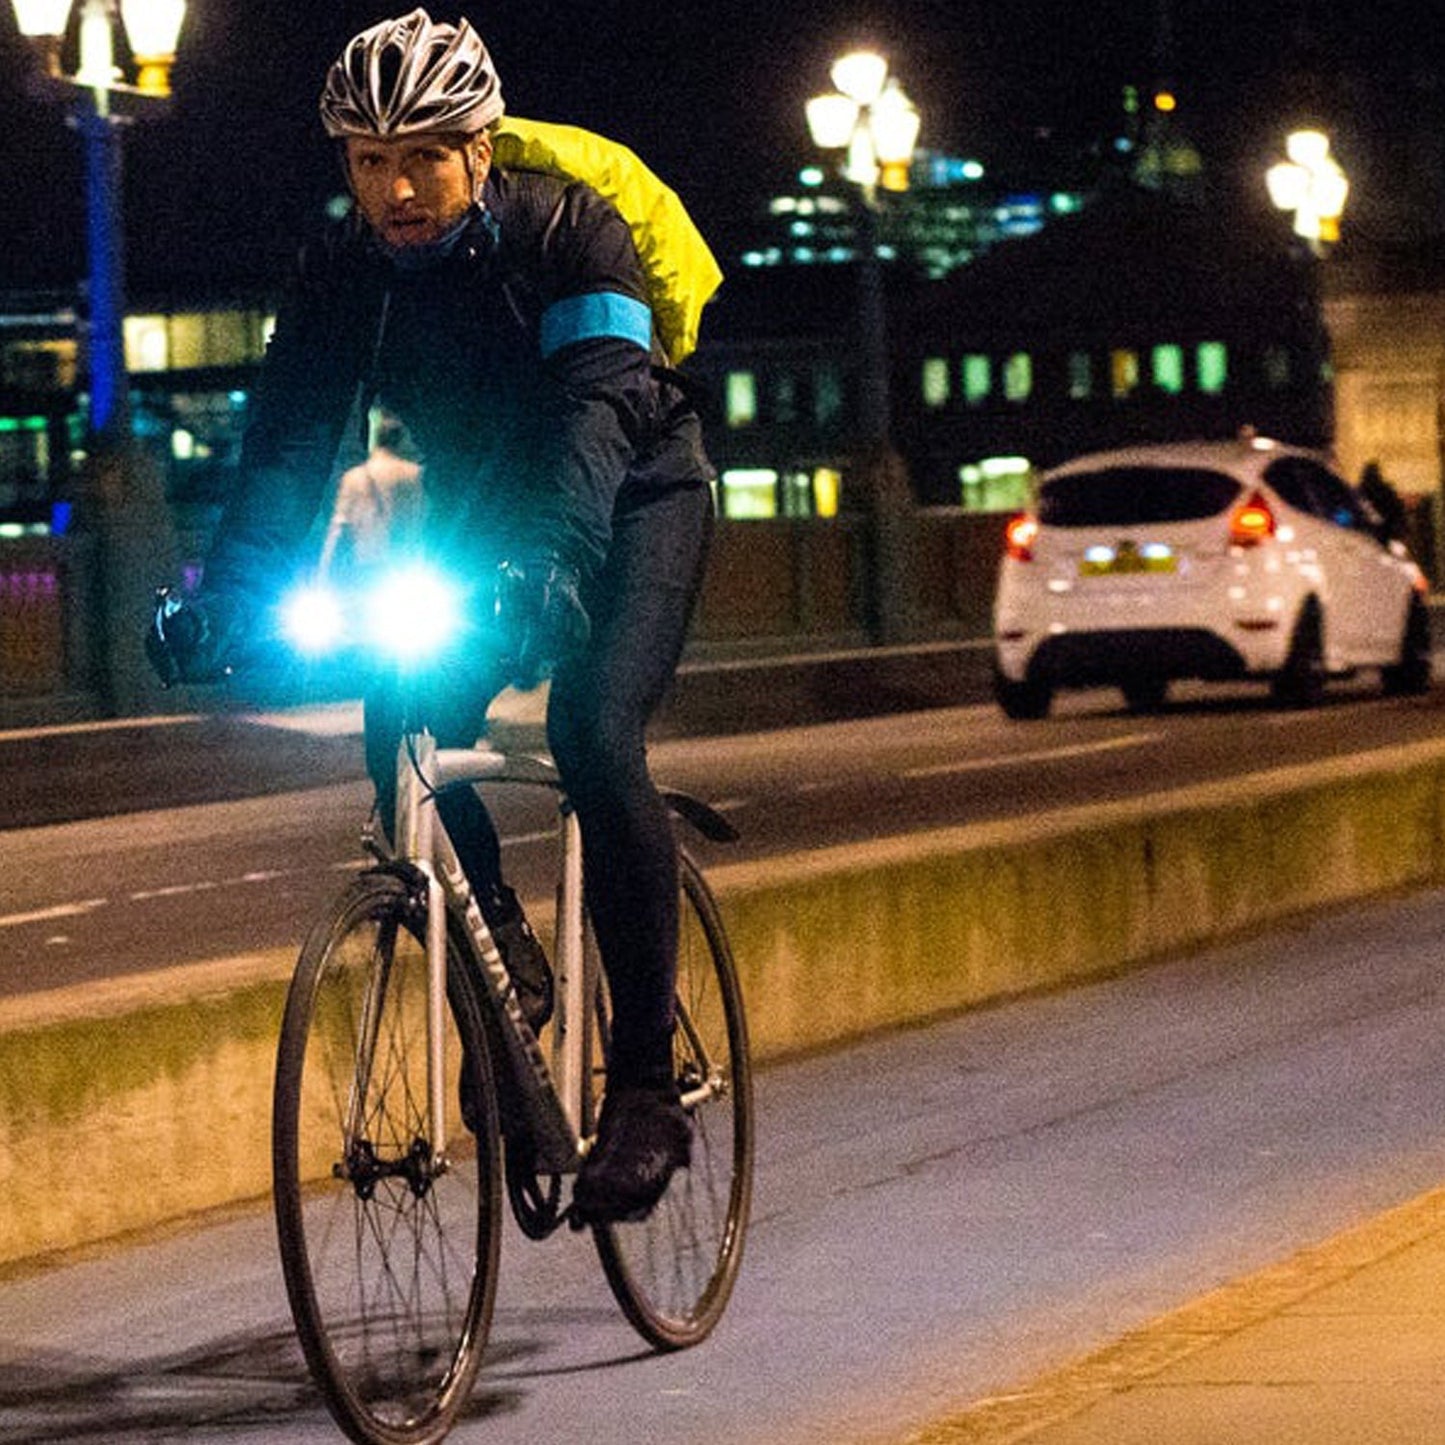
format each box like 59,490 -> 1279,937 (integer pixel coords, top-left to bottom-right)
266,566 -> 755,1445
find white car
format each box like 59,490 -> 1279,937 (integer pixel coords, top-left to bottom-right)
992,436 -> 1431,719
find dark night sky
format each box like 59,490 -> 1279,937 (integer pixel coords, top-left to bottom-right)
0,1 -> 1436,295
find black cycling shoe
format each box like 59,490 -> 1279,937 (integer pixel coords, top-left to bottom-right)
571,1086 -> 693,1226
485,885 -> 554,1034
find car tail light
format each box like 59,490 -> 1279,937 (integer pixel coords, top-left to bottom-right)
1004,513 -> 1039,562
1229,489 -> 1275,547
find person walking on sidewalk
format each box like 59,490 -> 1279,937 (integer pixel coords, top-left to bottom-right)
317,408 -> 424,579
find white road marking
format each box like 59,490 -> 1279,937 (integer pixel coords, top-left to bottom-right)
0,899 -> 108,928
901,732 -> 1164,780
2,824 -> 559,931
0,714 -> 202,744
129,881 -> 220,900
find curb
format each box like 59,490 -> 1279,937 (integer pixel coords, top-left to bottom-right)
898,1182 -> 1445,1444
4,737 -> 1445,1266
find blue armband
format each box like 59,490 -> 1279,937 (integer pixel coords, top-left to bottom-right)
540,291 -> 652,359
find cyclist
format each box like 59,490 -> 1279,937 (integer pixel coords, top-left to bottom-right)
147,8 -> 714,1225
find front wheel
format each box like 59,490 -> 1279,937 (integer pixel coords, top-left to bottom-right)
273,869 -> 502,1445
592,850 -> 754,1350
1382,595 -> 1432,696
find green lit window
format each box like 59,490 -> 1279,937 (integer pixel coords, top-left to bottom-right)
726,371 -> 757,428
962,354 -> 991,406
1111,349 -> 1140,399
921,357 -> 950,409
781,470 -> 814,518
959,456 -> 1033,513
719,468 -> 778,519
1003,352 -> 1033,403
1151,344 -> 1184,395
1263,346 -> 1291,389
1067,352 -> 1093,399
1196,342 -> 1227,394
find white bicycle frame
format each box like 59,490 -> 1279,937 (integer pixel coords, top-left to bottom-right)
391,728 -> 591,1176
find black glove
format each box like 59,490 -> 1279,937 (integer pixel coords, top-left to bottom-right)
494,555 -> 590,690
145,586 -> 253,687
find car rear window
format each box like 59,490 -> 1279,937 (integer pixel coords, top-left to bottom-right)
1038,467 -> 1242,526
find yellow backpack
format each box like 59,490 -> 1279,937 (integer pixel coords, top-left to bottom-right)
493,116 -> 723,366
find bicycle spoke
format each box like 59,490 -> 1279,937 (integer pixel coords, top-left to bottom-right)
274,871 -> 501,1444
593,851 -> 754,1349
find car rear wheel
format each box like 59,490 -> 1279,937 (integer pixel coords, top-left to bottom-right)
1121,677 -> 1169,713
993,666 -> 1052,720
1270,601 -> 1326,709
1382,596 -> 1432,696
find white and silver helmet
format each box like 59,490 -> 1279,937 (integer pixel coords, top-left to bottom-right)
319,9 -> 504,139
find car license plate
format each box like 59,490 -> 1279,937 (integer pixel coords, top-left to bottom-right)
1079,541 -> 1176,576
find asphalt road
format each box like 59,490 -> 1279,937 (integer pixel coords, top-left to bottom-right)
3,670 -> 1445,998
2,882 -> 1444,1444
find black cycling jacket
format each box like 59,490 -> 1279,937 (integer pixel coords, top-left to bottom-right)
205,167 -> 712,597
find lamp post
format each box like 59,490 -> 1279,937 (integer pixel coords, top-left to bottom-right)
9,0 -> 187,713
807,50 -> 920,644
1266,128 -> 1349,256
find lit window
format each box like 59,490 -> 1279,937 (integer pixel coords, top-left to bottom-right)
781,470 -> 813,518
125,315 -> 169,373
812,467 -> 841,518
1152,344 -> 1184,395
719,468 -> 777,519
921,357 -> 950,408
1111,349 -> 1140,399
1003,352 -> 1033,403
958,455 -> 1033,512
1197,342 -> 1227,394
726,372 -> 757,427
962,354 -> 991,405
1068,352 -> 1093,399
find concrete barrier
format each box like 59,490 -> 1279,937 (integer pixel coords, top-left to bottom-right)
5,737 -> 1445,1269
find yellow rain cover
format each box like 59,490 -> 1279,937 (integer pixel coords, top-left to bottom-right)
494,116 -> 723,365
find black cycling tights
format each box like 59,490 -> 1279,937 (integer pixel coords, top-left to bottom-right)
365,481 -> 713,1092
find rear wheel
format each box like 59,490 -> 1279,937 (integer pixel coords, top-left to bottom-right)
273,870 -> 502,1445
993,665 -> 1052,720
591,850 -> 754,1350
1382,595 -> 1432,696
1121,676 -> 1169,713
1271,601 -> 1326,709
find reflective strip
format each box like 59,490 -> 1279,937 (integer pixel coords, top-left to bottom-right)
539,291 -> 652,358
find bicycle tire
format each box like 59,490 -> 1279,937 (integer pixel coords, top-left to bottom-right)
592,849 -> 754,1349
273,869 -> 502,1445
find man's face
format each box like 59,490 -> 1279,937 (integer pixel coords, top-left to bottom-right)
345,132 -> 490,249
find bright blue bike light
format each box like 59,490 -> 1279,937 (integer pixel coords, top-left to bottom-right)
280,582 -> 347,656
363,564 -> 460,661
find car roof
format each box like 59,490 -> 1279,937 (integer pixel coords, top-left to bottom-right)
1042,437 -> 1337,485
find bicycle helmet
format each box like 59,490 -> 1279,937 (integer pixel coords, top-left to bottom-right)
319,9 -> 504,140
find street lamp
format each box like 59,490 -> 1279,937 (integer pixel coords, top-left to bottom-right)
1267,128 -> 1348,255
11,0 -> 187,439
9,0 -> 187,714
806,50 -> 920,643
